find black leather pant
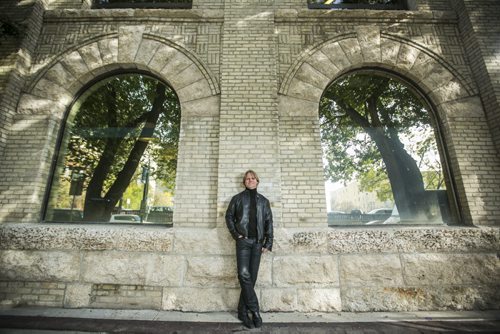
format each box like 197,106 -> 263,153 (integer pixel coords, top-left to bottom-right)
236,237 -> 262,314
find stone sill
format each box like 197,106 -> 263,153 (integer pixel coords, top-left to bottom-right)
0,223 -> 498,254
43,9 -> 224,22
275,9 -> 457,23
42,8 -> 455,24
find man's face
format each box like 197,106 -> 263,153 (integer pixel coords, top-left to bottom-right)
244,173 -> 258,189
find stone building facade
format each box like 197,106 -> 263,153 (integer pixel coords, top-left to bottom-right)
0,0 -> 499,312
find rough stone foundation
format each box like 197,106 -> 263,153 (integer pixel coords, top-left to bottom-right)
1,224 -> 498,311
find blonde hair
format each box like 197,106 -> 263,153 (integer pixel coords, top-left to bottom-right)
242,170 -> 260,186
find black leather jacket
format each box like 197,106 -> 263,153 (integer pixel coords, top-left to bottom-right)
225,189 -> 273,251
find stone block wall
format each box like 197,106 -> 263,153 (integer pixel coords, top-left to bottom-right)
0,0 -> 499,312
0,224 -> 498,311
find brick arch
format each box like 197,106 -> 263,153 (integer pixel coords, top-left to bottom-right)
18,30 -> 220,118
278,29 -> 476,118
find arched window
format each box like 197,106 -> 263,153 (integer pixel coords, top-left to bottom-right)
321,71 -> 457,226
44,73 -> 181,225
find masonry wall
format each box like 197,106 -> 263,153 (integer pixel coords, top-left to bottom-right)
0,0 -> 499,312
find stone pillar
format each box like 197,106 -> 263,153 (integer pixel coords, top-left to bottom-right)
217,0 -> 281,225
454,0 -> 500,155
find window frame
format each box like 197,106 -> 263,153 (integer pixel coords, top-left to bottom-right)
320,68 -> 465,227
42,69 -> 180,226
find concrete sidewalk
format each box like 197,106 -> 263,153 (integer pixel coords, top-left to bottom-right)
1,307 -> 499,333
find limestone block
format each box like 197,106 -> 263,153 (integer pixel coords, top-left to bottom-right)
177,79 -> 212,102
278,95 -> 318,117
322,42 -> 351,70
16,94 -> 65,117
81,251 -> 184,286
64,283 -> 92,308
61,51 -> 90,79
440,96 -> 484,119
0,224 -> 174,252
118,25 -> 145,63
295,63 -> 330,90
338,38 -> 363,65
396,44 -> 420,71
98,38 -> 118,65
184,256 -> 237,287
342,285 -> 500,312
273,255 -> 339,287
44,63 -> 77,89
392,227 -> 500,253
297,288 -> 341,312
356,26 -> 381,63
173,227 -> 232,255
429,78 -> 469,105
148,44 -> 178,73
134,38 -> 161,66
342,286 -> 427,311
79,42 -> 103,73
181,95 -> 220,117
409,52 -> 437,91
0,250 -> 79,282
161,51 -> 193,78
162,287 -> 239,311
256,255 -> 273,287
328,227 -> 500,254
380,37 -> 400,67
305,51 -> 340,82
287,78 -> 323,102
402,253 -> 500,285
328,229 -> 399,254
32,78 -> 72,105
260,288 -> 296,312
273,228 -> 328,254
419,63 -> 454,92
340,254 -> 404,286
168,63 -> 205,91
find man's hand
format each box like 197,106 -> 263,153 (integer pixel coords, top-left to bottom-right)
262,247 -> 269,253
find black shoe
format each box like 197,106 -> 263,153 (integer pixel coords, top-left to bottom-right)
238,312 -> 254,329
251,311 -> 262,328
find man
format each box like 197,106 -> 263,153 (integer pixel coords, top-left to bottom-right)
225,170 -> 273,329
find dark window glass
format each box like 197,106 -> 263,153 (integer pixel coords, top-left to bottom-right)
308,0 -> 407,10
45,74 -> 180,225
321,72 -> 455,226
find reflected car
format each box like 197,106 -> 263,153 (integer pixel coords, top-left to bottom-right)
367,208 -> 392,215
109,214 -> 142,223
47,208 -> 83,222
365,207 -> 397,225
382,206 -> 400,224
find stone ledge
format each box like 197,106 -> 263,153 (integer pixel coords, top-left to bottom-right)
275,9 -> 457,22
1,224 -> 498,254
0,223 -> 174,252
328,226 -> 500,254
44,9 -> 224,21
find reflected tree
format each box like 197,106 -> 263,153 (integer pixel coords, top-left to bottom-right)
63,74 -> 180,221
320,72 -> 443,221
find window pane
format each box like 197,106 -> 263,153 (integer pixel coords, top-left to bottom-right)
45,74 -> 180,224
321,72 -> 452,226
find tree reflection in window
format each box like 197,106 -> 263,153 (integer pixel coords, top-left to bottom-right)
321,72 -> 452,225
45,74 -> 180,224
